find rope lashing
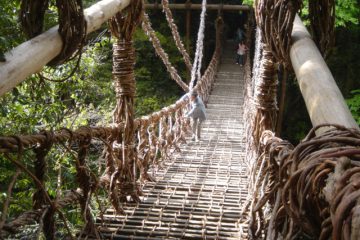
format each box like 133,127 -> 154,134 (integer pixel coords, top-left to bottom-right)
141,12 -> 189,92
20,0 -> 87,66
162,0 -> 192,71
309,0 -> 335,58
109,0 -> 143,41
189,0 -> 207,90
2,190 -> 82,235
255,0 -> 302,68
108,0 -> 143,211
112,42 -> 136,97
1,136 -> 77,239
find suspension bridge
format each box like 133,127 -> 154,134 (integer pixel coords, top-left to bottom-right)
0,0 -> 359,239
97,41 -> 247,239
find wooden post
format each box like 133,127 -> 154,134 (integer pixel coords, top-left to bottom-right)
290,15 -> 359,132
0,0 -> 131,97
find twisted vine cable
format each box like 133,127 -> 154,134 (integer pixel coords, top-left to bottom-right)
189,0 -> 207,90
162,0 -> 192,71
141,12 -> 189,92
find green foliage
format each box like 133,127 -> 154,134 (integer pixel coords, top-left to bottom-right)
346,90 -> 360,125
0,0 -> 22,58
335,0 -> 360,26
242,0 -> 254,5
236,0 -> 359,27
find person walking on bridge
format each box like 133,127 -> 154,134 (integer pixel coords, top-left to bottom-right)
184,90 -> 206,142
236,40 -> 248,66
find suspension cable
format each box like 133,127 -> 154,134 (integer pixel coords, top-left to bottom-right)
141,12 -> 189,92
162,0 -> 192,71
189,0 -> 207,90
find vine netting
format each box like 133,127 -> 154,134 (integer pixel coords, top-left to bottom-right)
0,3 -> 223,237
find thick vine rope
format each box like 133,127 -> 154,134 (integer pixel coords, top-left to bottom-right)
248,125 -> 360,239
141,12 -> 189,92
256,0 -> 302,68
189,0 -> 207,90
162,0 -> 192,71
309,0 -> 335,58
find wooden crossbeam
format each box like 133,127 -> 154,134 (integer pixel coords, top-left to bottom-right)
145,3 -> 251,11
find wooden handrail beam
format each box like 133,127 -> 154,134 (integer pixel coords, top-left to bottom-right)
0,0 -> 131,97
145,3 -> 251,11
290,15 -> 359,133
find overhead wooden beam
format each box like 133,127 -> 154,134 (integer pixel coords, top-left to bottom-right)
145,3 -> 251,11
0,0 -> 131,97
290,15 -> 359,133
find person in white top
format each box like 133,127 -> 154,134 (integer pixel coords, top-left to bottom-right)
236,40 -> 248,66
184,90 -> 206,141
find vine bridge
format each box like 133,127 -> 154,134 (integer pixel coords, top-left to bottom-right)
1,0 -> 360,240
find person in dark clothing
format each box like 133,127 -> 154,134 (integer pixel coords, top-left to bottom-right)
235,27 -> 245,44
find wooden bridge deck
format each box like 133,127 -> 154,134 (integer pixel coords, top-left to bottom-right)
98,43 -> 248,239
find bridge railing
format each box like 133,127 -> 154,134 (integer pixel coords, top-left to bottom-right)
243,12 -> 360,240
0,9 -> 223,239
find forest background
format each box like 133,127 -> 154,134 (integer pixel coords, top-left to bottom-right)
0,0 -> 359,236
